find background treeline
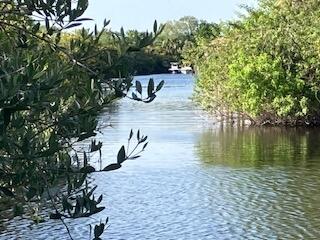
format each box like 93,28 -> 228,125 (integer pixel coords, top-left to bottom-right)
183,0 -> 320,126
79,16 -> 212,76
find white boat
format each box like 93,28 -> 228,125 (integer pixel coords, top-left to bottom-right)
168,62 -> 181,74
180,66 -> 193,74
168,62 -> 193,74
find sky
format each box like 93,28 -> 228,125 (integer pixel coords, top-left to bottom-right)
82,0 -> 257,31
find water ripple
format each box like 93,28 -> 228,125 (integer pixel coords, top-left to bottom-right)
3,74 -> 320,239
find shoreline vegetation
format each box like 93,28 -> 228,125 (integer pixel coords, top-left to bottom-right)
0,1 -> 165,239
183,0 -> 320,126
202,110 -> 320,127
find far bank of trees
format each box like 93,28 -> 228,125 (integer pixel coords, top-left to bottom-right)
88,16 -> 210,76
184,0 -> 320,126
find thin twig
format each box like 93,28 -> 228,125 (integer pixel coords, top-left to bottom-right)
44,178 -> 74,240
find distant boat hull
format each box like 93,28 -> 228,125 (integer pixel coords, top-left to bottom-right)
180,69 -> 193,74
180,66 -> 193,74
168,62 -> 193,74
169,69 -> 181,74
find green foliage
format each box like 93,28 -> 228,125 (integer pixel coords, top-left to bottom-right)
154,17 -> 199,62
91,22 -> 170,76
158,16 -> 199,42
0,1 -> 163,239
181,21 -> 221,66
97,16 -> 206,75
187,0 -> 320,125
139,16 -> 202,68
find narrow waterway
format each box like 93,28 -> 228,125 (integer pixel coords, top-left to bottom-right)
2,74 -> 320,239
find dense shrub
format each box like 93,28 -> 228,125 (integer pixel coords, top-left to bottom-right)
187,0 -> 320,125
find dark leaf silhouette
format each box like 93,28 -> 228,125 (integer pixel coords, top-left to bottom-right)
136,81 -> 142,94
80,166 -> 96,173
102,163 -> 121,172
147,78 -> 154,96
117,146 -> 126,164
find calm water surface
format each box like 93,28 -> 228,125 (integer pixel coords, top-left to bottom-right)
2,74 -> 320,239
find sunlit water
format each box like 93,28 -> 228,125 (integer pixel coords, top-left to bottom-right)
2,74 -> 320,239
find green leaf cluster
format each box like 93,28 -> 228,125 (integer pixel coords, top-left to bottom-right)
0,1 -> 160,238
186,0 -> 320,125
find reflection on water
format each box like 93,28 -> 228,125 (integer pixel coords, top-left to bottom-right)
2,74 -> 320,239
196,126 -> 320,239
197,126 -> 320,168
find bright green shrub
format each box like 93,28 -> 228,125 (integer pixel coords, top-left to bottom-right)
188,0 -> 320,125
